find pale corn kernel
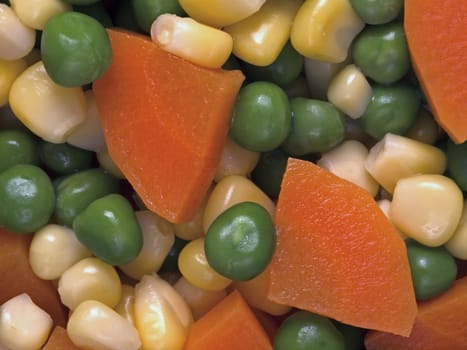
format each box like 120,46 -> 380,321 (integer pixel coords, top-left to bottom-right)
178,237 -> 232,291
0,4 -> 35,60
10,0 -> 71,30
67,300 -> 141,350
58,257 -> 122,310
114,285 -> 136,327
214,137 -> 260,182
67,90 -> 106,152
203,175 -> 275,233
327,64 -> 372,119
9,61 -> 87,143
134,274 -> 193,350
291,0 -> 364,63
390,174 -> 464,247
224,0 -> 302,66
119,210 -> 175,280
96,148 -> 126,179
0,293 -> 53,350
318,140 -> 379,197
0,57 -> 27,107
179,0 -> 265,28
445,200 -> 467,259
365,133 -> 446,193
233,267 -> 291,316
174,276 -> 227,320
151,14 -> 232,69
377,199 -> 407,240
304,57 -> 349,100
29,224 -> 92,280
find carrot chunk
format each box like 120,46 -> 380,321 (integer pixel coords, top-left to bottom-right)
268,158 -> 417,336
93,29 -> 244,223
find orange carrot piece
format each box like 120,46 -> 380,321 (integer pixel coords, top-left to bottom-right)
0,228 -> 68,327
404,1 -> 467,143
42,326 -> 83,350
268,158 -> 417,336
365,277 -> 467,350
183,290 -> 272,350
93,29 -> 244,223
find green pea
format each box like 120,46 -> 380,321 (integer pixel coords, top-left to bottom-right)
251,148 -> 288,199
73,193 -> 143,265
204,202 -> 276,281
359,82 -> 420,140
73,2 -> 113,27
0,164 -> 54,234
281,98 -> 345,156
446,140 -> 467,191
39,141 -> 94,175
0,129 -> 39,173
112,0 -> 141,32
352,21 -> 410,84
230,81 -> 291,152
41,11 -> 112,87
132,0 -> 186,33
274,311 -> 345,350
406,239 -> 457,301
55,168 -> 120,227
241,41 -> 304,87
349,0 -> 403,24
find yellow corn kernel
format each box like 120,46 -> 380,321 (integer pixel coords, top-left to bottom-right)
67,90 -> 106,152
304,57 -> 349,100
291,0 -> 364,63
390,174 -> 464,247
120,210 -> 175,280
151,14 -> 232,69
445,200 -> 467,259
134,274 -> 193,350
178,237 -> 231,291
9,61 -> 87,143
327,64 -> 372,119
0,57 -> 27,107
58,257 -> 122,310
114,285 -> 137,327
29,224 -> 92,281
0,293 -> 53,350
203,175 -> 275,233
233,268 -> 291,316
365,133 -> 446,193
10,0 -> 71,30
224,0 -> 302,66
405,107 -> 440,145
67,300 -> 141,350
173,276 -> 227,320
179,0 -> 265,28
0,4 -> 35,60
214,137 -> 260,182
96,148 -> 126,179
318,140 -> 379,197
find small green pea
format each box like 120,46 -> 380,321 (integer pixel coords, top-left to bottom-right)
132,0 -> 186,33
0,129 -> 39,173
349,0 -> 403,24
39,141 -> 94,175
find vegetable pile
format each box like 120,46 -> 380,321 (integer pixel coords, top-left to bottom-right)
0,0 -> 466,349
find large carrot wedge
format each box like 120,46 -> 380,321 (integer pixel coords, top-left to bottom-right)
93,29 -> 244,223
404,1 -> 467,143
365,276 -> 467,350
268,158 -> 417,336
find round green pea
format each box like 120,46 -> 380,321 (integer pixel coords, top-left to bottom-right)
0,164 -> 55,233
274,311 -> 345,350
230,81 -> 291,152
0,129 -> 39,173
41,11 -> 112,87
39,141 -> 94,175
406,239 -> 457,301
204,202 -> 276,281
132,0 -> 186,33
446,140 -> 467,191
349,0 -> 403,24
281,98 -> 345,156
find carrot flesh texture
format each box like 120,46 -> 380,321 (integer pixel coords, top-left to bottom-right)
183,290 -> 272,350
42,326 -> 83,350
365,276 -> 467,350
93,29 -> 244,223
404,1 -> 467,143
268,158 -> 417,336
0,228 -> 68,327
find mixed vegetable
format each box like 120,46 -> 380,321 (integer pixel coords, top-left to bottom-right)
0,0 -> 466,349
